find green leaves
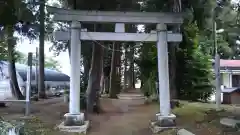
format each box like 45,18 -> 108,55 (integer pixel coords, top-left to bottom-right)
0,120 -> 24,135
44,57 -> 62,71
0,0 -> 35,25
199,34 -> 231,58
176,22 -> 214,101
16,52 -> 62,71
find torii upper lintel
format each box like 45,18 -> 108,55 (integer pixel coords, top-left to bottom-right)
47,6 -> 183,24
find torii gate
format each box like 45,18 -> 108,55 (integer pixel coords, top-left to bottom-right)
47,6 -> 183,132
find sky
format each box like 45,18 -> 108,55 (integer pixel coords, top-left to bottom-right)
233,0 -> 240,4
16,39 -> 70,75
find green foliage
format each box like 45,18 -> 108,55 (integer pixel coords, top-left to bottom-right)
135,42 -> 158,96
16,52 -> 62,71
0,120 -> 24,135
0,41 -> 26,61
137,21 -> 214,101
44,57 -> 62,71
141,72 -> 156,97
0,42 -> 8,61
176,23 -> 214,101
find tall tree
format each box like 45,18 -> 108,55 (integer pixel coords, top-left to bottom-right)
109,42 -> 121,98
168,0 -> 182,99
123,44 -> 128,89
128,44 -> 135,89
86,39 -> 104,112
38,0 -> 46,98
6,25 -> 24,99
0,0 -> 37,99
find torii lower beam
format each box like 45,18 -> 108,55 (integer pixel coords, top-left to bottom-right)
54,31 -> 182,42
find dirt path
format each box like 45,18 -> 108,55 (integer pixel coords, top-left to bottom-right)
88,92 -> 155,135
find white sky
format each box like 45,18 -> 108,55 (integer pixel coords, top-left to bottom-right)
16,40 -> 70,75
232,0 -> 240,4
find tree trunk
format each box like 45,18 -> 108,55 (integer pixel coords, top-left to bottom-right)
86,40 -> 104,113
38,0 -> 46,98
103,77 -> 110,94
6,25 -> 24,100
169,0 -> 182,100
109,42 -> 121,98
116,43 -> 121,94
128,45 -> 135,88
100,69 -> 104,94
83,56 -> 91,90
67,41 -> 71,60
103,52 -> 112,94
169,46 -> 177,99
123,45 -> 128,89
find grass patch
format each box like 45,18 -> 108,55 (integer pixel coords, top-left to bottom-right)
0,116 -> 60,135
173,103 -> 210,123
171,101 -> 228,127
21,116 -> 54,135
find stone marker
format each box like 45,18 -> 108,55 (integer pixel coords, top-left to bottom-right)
177,129 -> 195,135
220,117 -> 240,128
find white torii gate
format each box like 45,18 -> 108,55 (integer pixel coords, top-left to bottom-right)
47,6 -> 183,129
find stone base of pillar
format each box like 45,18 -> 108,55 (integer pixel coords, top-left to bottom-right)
150,113 -> 176,133
63,113 -> 85,126
57,113 -> 89,134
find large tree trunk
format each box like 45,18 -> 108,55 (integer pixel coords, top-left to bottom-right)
169,46 -> 177,99
38,0 -> 46,98
109,42 -> 121,98
86,39 -> 104,113
169,0 -> 182,100
6,25 -> 24,100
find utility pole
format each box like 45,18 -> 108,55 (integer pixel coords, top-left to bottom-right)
38,0 -> 46,98
213,15 -> 221,110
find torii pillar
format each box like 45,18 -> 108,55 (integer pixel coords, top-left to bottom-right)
155,24 -> 176,126
63,21 -> 85,126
